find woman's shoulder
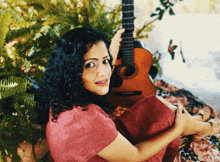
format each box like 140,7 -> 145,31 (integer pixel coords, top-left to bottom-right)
47,104 -> 112,126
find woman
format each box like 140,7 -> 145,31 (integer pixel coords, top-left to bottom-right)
38,27 -> 220,162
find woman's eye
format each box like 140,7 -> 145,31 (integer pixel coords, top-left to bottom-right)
85,62 -> 95,68
103,59 -> 110,64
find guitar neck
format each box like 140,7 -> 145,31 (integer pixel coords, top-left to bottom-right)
122,0 -> 135,67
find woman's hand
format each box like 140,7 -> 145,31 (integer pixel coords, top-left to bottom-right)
173,106 -> 191,133
109,28 -> 125,67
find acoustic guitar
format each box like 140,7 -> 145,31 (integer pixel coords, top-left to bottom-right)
107,0 -> 156,108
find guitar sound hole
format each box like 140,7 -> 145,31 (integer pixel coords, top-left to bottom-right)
118,64 -> 139,79
120,66 -> 135,76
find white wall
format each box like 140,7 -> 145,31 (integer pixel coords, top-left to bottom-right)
141,12 -> 220,112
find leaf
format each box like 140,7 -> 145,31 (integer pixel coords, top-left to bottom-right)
169,8 -> 175,15
163,2 -> 170,9
170,52 -> 175,60
18,93 -> 36,108
0,10 -> 11,49
170,39 -> 173,44
0,76 -> 30,99
156,7 -> 161,11
150,13 -> 158,17
158,10 -> 165,20
170,2 -> 174,6
22,58 -> 31,70
173,45 -> 178,50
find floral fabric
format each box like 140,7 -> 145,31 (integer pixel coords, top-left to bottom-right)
154,80 -> 220,162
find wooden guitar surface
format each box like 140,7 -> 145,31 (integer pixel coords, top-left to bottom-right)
107,47 -> 156,108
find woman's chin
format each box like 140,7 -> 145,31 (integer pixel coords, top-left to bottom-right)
94,89 -> 109,96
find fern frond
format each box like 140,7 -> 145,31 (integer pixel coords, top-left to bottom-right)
12,20 -> 34,29
0,10 -> 11,49
52,24 -> 71,37
42,15 -> 73,26
0,76 -> 30,99
22,58 -> 31,70
33,25 -> 51,40
18,93 -> 36,108
0,45 -> 9,58
6,27 -> 31,43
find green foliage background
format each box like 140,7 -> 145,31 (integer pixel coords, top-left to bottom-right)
0,0 -> 182,161
0,0 -> 122,161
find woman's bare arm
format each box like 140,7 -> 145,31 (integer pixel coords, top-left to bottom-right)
109,28 -> 125,68
97,107 -> 191,162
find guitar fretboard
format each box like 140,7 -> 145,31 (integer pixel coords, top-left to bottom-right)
122,0 -> 134,67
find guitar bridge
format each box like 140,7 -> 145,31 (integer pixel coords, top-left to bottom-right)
113,91 -> 142,96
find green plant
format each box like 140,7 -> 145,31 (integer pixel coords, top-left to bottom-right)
0,10 -> 45,162
0,151 -> 3,162
152,50 -> 162,76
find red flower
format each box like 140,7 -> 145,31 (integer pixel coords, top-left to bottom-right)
168,39 -> 178,60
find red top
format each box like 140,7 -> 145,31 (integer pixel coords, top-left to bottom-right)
46,104 -> 118,162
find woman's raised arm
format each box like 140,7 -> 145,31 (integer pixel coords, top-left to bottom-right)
109,28 -> 125,68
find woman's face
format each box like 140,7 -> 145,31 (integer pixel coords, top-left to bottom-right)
82,41 -> 112,96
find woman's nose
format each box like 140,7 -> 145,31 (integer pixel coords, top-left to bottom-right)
97,64 -> 107,76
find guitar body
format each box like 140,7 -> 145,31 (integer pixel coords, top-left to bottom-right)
112,47 -> 156,96
106,0 -> 156,108
107,43 -> 156,108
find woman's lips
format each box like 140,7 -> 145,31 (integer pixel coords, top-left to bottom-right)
95,79 -> 108,86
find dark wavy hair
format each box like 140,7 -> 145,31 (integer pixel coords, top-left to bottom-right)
37,27 -> 114,124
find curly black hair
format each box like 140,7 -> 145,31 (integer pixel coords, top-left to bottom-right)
37,27 -> 114,124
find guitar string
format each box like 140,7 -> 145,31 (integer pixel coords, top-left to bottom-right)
122,1 -> 135,67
